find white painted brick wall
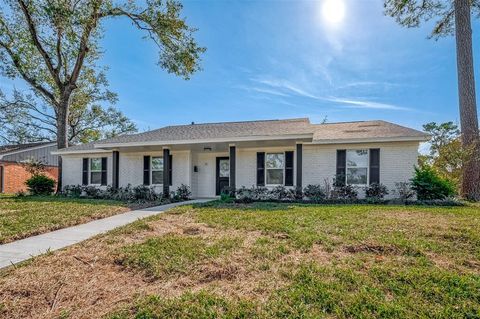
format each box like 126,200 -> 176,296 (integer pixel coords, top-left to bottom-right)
191,151 -> 228,198
61,141 -> 419,199
119,150 -> 191,193
236,146 -> 296,189
303,142 -> 419,198
61,154 -> 112,188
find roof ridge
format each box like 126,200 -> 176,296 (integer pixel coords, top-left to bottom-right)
312,120 -> 383,126
164,117 -> 310,128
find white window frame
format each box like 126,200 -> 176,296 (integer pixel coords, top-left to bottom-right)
151,156 -> 164,185
265,152 -> 285,186
89,157 -> 102,185
345,149 -> 369,186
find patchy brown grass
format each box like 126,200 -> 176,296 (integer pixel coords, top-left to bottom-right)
0,203 -> 479,318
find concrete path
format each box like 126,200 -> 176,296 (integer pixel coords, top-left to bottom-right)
0,199 -> 210,269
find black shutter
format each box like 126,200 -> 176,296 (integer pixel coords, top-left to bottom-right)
101,157 -> 107,186
336,150 -> 346,186
285,151 -> 294,186
169,154 -> 173,186
256,152 -> 265,186
82,158 -> 89,185
369,149 -> 380,184
143,155 -> 150,185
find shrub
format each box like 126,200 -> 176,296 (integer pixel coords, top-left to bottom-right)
236,187 -> 254,203
174,184 -> 191,201
303,184 -> 326,200
110,185 -> 136,201
393,182 -> 415,202
411,166 -> 456,200
25,174 -> 56,195
83,186 -> 102,198
289,186 -> 304,200
221,186 -> 236,197
133,185 -> 160,201
365,183 -> 389,199
331,184 -> 358,200
269,186 -> 291,200
63,185 -> 83,198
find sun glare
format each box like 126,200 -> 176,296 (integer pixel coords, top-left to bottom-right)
322,0 -> 346,26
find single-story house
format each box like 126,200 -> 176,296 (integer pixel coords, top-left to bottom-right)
0,142 -> 58,194
53,118 -> 429,198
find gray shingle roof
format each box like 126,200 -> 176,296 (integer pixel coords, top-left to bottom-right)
312,120 -> 428,142
96,118 -> 313,145
55,118 -> 428,154
0,142 -> 54,155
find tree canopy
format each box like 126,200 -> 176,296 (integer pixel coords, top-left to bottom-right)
384,0 -> 480,38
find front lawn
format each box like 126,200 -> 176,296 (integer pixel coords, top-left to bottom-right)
1,202 -> 479,318
0,196 -> 130,243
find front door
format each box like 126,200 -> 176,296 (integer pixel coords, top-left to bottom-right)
216,157 -> 230,195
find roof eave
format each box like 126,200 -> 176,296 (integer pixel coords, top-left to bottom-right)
51,149 -> 112,155
310,135 -> 430,145
0,142 -> 56,157
93,134 -> 314,149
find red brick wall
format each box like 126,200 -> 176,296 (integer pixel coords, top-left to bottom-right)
0,161 -> 58,194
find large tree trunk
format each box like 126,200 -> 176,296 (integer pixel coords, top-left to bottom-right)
56,99 -> 69,193
454,0 -> 480,200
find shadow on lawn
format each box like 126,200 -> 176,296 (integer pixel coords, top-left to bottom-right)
192,201 -> 297,211
0,195 -> 127,207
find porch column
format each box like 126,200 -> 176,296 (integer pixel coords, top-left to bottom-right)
229,145 -> 236,190
296,143 -> 302,188
112,151 -> 120,189
163,148 -> 170,197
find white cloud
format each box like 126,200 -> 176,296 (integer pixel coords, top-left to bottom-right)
250,87 -> 290,97
326,97 -> 411,111
251,77 -> 320,99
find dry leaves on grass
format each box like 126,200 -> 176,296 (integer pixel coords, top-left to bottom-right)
0,212 -> 310,319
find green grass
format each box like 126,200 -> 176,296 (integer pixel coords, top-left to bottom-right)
107,202 -> 480,319
0,196 -> 129,243
116,234 -> 241,278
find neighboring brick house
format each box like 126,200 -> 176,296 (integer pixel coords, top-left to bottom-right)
0,142 -> 58,194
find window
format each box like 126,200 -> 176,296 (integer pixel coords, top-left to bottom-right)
151,157 -> 164,184
90,158 -> 102,184
265,153 -> 284,185
346,150 -> 368,185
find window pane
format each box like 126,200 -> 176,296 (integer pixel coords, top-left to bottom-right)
266,153 -> 284,169
219,160 -> 230,178
152,170 -> 163,184
152,157 -> 163,170
91,172 -> 102,184
347,150 -> 368,168
266,169 -> 283,185
347,168 -> 367,185
90,158 -> 102,171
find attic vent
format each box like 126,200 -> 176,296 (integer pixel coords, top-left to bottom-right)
344,129 -> 369,133
358,124 -> 381,128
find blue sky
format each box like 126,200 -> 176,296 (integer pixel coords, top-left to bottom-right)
3,0 -> 480,132
98,0 -> 480,132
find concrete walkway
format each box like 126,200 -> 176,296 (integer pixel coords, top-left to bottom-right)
0,199 -> 209,269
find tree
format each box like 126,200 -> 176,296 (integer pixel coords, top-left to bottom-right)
0,0 -> 205,190
385,0 -> 480,200
0,87 -> 137,145
422,121 -> 460,157
421,121 -> 474,192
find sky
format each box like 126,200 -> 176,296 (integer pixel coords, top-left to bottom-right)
3,0 -> 480,133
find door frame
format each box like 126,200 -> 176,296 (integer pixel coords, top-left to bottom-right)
215,157 -> 230,195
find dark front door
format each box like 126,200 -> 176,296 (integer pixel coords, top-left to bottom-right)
216,157 -> 230,195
